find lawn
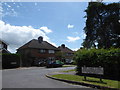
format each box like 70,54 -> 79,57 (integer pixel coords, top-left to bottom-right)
60,69 -> 75,72
51,74 -> 120,89
62,65 -> 76,67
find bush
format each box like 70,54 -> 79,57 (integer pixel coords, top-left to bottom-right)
74,48 -> 120,80
2,53 -> 20,69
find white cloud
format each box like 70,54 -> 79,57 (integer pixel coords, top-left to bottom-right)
67,36 -> 80,42
0,3 -> 3,20
72,48 -> 79,51
0,20 -> 55,53
4,8 -> 18,17
81,33 -> 86,39
40,26 -> 52,34
17,5 -> 20,8
80,32 -> 86,39
67,24 -> 74,29
74,32 -> 79,35
1,2 -> 18,17
83,33 -> 86,38
7,5 -> 11,8
35,2 -> 37,6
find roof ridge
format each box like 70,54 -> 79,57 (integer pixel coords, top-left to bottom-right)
2,48 -> 11,53
59,46 -> 74,53
18,39 -> 34,50
47,41 -> 60,50
44,41 -> 58,49
65,47 -> 73,52
18,39 -> 60,50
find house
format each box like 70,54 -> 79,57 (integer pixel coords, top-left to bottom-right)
0,40 -> 20,69
0,39 -> 11,69
58,44 -> 74,64
17,36 -> 60,67
0,40 -> 11,53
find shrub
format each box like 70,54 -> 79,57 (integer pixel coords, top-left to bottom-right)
74,48 -> 120,80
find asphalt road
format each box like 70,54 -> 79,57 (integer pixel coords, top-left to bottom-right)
2,67 -> 91,88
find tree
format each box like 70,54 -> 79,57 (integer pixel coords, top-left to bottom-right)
82,2 -> 120,49
55,52 -> 65,60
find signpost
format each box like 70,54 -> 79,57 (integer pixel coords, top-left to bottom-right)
82,66 -> 104,82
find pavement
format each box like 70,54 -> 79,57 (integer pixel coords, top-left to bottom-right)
2,67 -> 90,88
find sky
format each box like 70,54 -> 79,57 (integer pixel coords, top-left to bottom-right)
0,1 -> 118,53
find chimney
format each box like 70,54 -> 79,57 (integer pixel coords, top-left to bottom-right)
61,44 -> 65,48
38,36 -> 43,43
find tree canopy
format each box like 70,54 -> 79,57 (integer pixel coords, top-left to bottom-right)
82,2 -> 120,49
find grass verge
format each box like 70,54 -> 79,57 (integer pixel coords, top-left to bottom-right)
51,74 -> 120,89
62,65 -> 76,67
60,69 -> 75,72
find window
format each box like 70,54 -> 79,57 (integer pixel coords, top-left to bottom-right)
66,53 -> 73,56
48,57 -> 55,59
48,50 -> 55,54
0,44 -> 3,49
39,49 -> 46,53
11,62 -> 17,64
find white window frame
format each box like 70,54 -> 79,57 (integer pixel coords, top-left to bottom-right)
0,44 -> 3,49
48,50 -> 55,54
40,49 -> 46,53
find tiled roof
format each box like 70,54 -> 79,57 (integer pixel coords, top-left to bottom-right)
58,46 -> 74,53
18,39 -> 60,50
0,48 -> 11,53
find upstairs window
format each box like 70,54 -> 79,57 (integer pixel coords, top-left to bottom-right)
39,49 -> 46,53
66,53 -> 73,56
0,44 -> 3,49
48,50 -> 55,54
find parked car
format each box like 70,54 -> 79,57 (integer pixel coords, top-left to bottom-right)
37,61 -> 46,67
46,60 -> 64,68
65,59 -> 74,64
32,60 -> 46,67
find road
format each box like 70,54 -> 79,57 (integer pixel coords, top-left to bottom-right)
2,67 -> 91,88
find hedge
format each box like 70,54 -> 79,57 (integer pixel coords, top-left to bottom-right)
74,48 -> 120,81
2,53 -> 20,69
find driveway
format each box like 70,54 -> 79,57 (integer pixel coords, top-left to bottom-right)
2,67 -> 90,88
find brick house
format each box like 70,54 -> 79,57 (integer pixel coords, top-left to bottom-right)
17,36 -> 60,67
0,40 -> 10,69
58,44 -> 74,64
0,40 -> 20,69
0,40 -> 11,53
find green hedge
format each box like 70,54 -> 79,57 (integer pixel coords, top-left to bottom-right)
74,48 -> 120,80
2,53 -> 20,69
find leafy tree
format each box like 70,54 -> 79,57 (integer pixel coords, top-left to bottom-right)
82,2 -> 120,49
55,52 -> 65,60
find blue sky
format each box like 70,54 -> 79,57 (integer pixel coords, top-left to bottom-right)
1,2 -> 88,53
